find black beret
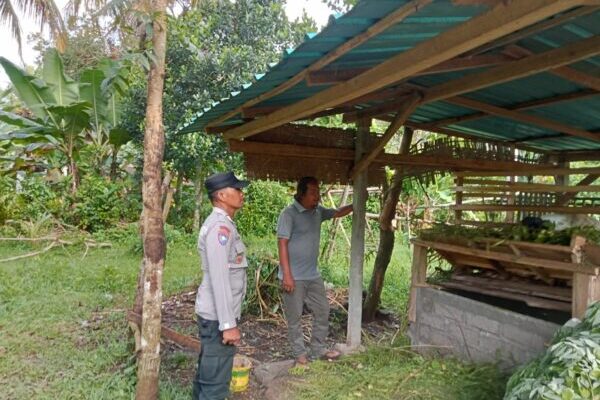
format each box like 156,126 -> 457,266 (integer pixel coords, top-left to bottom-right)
205,171 -> 249,194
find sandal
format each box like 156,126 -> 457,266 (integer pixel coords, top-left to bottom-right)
319,350 -> 341,361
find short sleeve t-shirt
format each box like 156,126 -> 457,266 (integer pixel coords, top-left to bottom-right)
276,200 -> 336,280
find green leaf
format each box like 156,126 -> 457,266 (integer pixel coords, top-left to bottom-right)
108,127 -> 130,147
47,102 -> 91,137
42,49 -> 79,106
80,69 -> 107,133
0,57 -> 56,120
0,110 -> 44,128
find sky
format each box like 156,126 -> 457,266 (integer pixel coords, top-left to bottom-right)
0,0 -> 333,86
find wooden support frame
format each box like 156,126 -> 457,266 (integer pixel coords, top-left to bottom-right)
422,35 -> 600,104
571,236 -> 600,318
556,174 -> 600,205
205,0 -> 432,129
222,0 -> 585,140
408,243 -> 429,323
452,204 -> 600,214
421,89 -> 598,129
347,119 -> 370,348
455,166 -> 600,177
306,54 -> 514,86
350,93 -> 421,179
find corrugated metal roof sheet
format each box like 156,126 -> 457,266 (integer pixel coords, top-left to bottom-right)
179,0 -> 600,152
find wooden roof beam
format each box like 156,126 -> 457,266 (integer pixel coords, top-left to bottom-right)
205,0 -> 432,129
503,45 -> 600,91
350,93 -> 421,179
422,89 -> 598,129
306,54 -> 514,86
422,35 -> 600,104
465,6 -> 599,56
444,96 -> 600,142
222,0 -> 585,140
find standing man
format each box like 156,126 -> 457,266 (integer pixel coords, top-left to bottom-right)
193,171 -> 249,400
277,176 -> 353,366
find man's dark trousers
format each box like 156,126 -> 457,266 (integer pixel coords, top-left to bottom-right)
192,318 -> 236,400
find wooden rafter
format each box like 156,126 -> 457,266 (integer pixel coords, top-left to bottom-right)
305,54 -> 514,86
422,35 -> 600,104
465,6 -> 599,56
503,44 -> 600,91
455,166 -> 600,177
205,0 -> 432,129
422,89 -> 598,129
350,93 -> 421,179
222,0 -> 585,140
443,96 -> 600,142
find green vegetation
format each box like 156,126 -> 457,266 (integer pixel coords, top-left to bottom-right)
504,302 -> 600,400
0,230 -> 507,399
295,345 -> 506,400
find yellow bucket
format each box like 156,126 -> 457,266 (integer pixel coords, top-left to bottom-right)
230,355 -> 252,393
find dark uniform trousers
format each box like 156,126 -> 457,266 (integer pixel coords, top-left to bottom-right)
192,318 -> 237,400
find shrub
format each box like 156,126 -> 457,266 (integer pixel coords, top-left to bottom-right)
236,180 -> 291,238
67,175 -> 141,232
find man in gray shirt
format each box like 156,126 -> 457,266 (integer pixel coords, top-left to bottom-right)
193,171 -> 249,400
277,176 -> 353,366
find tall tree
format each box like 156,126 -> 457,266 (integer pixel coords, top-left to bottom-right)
135,0 -> 167,397
0,0 -> 68,57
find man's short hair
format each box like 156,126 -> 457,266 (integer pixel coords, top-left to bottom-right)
295,176 -> 319,202
209,188 -> 223,203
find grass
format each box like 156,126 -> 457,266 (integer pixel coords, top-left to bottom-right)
0,230 -> 508,399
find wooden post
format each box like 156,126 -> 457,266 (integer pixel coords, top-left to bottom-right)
408,243 -> 428,323
455,176 -> 463,223
347,118 -> 370,348
571,235 -> 600,319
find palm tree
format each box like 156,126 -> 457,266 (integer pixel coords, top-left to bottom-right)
0,0 -> 68,58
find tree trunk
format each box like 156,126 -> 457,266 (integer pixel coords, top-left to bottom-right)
193,166 -> 205,231
110,145 -> 119,181
363,128 -> 414,322
135,0 -> 168,397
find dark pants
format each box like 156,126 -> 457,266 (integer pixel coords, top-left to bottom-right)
192,318 -> 236,400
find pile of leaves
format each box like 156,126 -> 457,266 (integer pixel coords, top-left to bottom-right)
504,301 -> 600,399
419,223 -> 600,246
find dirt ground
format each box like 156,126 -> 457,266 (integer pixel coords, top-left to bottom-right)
159,288 -> 403,399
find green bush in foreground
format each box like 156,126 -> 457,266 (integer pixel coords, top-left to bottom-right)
504,302 -> 600,400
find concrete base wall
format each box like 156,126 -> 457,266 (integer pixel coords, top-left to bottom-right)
408,287 -> 560,370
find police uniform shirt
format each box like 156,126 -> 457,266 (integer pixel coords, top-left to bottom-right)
195,207 -> 248,331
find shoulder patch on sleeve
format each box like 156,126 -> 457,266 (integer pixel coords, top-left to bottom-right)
217,225 -> 230,246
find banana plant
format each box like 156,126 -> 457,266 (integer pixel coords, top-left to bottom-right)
0,49 -> 132,192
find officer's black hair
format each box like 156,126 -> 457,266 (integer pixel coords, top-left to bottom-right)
208,189 -> 222,203
295,176 -> 319,202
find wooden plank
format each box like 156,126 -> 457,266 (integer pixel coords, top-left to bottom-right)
440,281 -> 572,311
422,89 -> 598,129
222,0 -> 584,140
466,6 -> 600,56
347,119 -> 370,348
455,166 -> 600,177
451,274 -> 572,301
442,95 -> 600,143
556,174 -> 600,206
571,236 -> 600,318
423,35 -> 600,104
452,204 -> 600,214
562,151 -> 600,162
127,311 -> 201,352
408,243 -> 429,323
306,54 -> 514,86
351,93 -> 421,178
504,44 -> 600,92
453,184 -> 600,193
206,0 -> 432,129
455,177 -> 464,222
413,239 -> 599,274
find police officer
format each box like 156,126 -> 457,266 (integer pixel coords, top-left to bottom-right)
193,171 -> 249,400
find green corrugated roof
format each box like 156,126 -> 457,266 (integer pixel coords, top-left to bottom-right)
179,0 -> 600,152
